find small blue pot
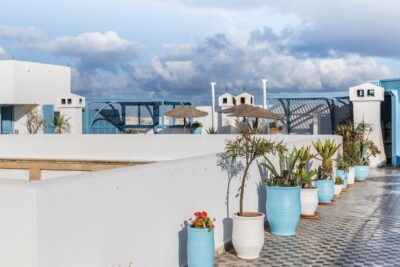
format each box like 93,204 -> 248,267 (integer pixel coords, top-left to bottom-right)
314,179 -> 334,203
192,127 -> 202,134
266,186 -> 301,236
335,170 -> 348,189
187,227 -> 214,267
355,165 -> 370,181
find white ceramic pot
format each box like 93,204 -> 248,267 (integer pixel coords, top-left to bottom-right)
232,212 -> 265,259
347,167 -> 355,185
300,188 -> 319,216
334,184 -> 343,195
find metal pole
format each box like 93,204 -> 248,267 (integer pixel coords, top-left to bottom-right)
261,79 -> 269,134
210,82 -> 216,130
261,79 -> 268,109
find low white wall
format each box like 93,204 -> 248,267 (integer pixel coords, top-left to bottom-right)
41,170 -> 89,180
0,134 -> 338,162
0,135 -> 341,267
0,169 -> 29,180
0,180 -> 37,266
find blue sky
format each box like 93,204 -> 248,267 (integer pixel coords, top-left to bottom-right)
0,0 -> 399,104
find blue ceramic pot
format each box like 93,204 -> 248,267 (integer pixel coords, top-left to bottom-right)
266,186 -> 301,236
335,170 -> 348,189
192,127 -> 202,134
355,165 -> 370,181
314,179 -> 334,203
187,227 -> 214,267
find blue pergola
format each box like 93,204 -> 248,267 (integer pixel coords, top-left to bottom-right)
267,91 -> 350,134
83,99 -> 191,134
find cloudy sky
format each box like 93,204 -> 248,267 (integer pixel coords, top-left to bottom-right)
1,0 -> 399,104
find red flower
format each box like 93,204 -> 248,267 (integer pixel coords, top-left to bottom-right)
194,219 -> 202,225
194,212 -> 201,217
200,211 -> 207,218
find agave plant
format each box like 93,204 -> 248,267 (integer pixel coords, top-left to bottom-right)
296,146 -> 314,171
294,146 -> 316,188
206,126 -> 217,134
312,139 -> 340,179
296,168 -> 317,188
262,147 -> 301,187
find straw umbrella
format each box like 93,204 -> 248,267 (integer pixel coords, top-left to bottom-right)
165,105 -> 208,133
221,104 -> 283,133
221,104 -> 283,120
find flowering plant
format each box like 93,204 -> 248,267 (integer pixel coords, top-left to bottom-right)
188,211 -> 215,232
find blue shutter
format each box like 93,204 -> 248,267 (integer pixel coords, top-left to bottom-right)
42,105 -> 55,134
1,106 -> 13,134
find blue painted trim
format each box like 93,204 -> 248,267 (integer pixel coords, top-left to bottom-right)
390,90 -> 399,165
42,105 -> 55,134
267,91 -> 349,100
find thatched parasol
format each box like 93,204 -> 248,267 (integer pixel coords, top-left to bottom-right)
220,104 -> 283,120
165,105 -> 208,118
234,107 -> 284,120
165,105 -> 208,133
219,104 -> 254,114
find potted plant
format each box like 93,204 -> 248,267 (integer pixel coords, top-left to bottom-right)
262,147 -> 302,236
335,154 -> 349,190
334,177 -> 344,197
294,146 -> 318,217
186,211 -> 215,267
312,139 -> 340,203
336,122 -> 358,186
354,121 -> 380,181
191,121 -> 203,134
224,131 -> 277,259
269,121 -> 282,134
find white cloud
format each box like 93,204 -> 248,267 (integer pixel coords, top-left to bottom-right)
0,25 -> 43,42
33,31 -> 142,71
143,33 -> 392,103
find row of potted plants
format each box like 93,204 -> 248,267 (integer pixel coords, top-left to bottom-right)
185,121 -> 380,265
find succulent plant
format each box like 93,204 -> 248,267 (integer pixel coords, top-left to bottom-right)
312,139 -> 340,179
262,147 -> 301,187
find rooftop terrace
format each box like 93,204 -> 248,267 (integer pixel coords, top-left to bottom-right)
216,168 -> 400,266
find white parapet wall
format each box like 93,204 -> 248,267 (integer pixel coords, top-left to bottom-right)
0,134 -> 338,162
0,134 -> 341,267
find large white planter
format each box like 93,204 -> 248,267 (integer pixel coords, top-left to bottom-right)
232,212 -> 265,259
300,188 -> 319,216
334,184 -> 343,196
347,167 -> 355,185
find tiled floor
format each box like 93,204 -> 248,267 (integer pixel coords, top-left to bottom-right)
215,168 -> 400,266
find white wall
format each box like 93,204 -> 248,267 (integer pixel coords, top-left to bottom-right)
0,180 -> 38,267
0,134 -> 341,267
0,134 -> 340,162
12,60 -> 70,105
0,60 -> 70,105
0,61 -> 15,103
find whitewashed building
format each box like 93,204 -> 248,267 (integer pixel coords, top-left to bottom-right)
0,60 -> 85,134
